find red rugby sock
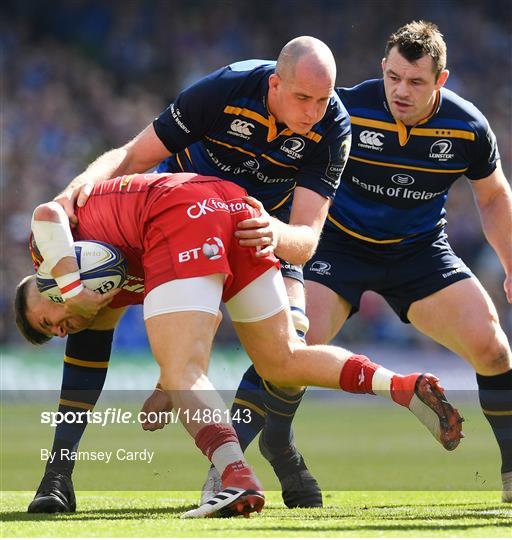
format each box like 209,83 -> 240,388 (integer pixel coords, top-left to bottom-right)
338,355 -> 378,394
195,423 -> 239,460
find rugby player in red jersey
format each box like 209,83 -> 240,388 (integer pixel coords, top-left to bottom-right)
16,172 -> 463,517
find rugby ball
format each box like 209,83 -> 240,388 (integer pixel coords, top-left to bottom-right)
36,240 -> 127,303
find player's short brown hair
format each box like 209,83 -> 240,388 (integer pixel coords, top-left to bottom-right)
14,275 -> 52,345
385,21 -> 447,78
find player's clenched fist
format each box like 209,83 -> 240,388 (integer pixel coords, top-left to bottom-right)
140,387 -> 173,431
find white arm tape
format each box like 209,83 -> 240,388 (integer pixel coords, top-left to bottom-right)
31,202 -> 76,272
55,272 -> 84,300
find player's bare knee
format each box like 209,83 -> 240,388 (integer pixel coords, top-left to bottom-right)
471,325 -> 511,374
305,323 -> 328,345
254,340 -> 303,386
253,358 -> 286,385
479,342 -> 511,374
160,360 -> 209,390
304,313 -> 338,345
154,341 -> 211,386
252,347 -> 294,386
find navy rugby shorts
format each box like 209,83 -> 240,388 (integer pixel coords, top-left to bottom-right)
304,223 -> 473,323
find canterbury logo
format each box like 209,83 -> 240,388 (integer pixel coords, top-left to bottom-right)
230,119 -> 254,136
359,130 -> 384,147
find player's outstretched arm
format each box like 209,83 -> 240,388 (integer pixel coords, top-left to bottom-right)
54,124 -> 171,225
471,162 -> 512,303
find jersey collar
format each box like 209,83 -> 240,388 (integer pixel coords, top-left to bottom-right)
267,114 -> 294,142
263,89 -> 293,141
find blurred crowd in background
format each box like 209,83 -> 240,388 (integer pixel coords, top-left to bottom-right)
2,0 -> 511,349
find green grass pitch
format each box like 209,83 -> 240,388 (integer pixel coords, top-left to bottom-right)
2,399 -> 511,536
2,490 -> 511,537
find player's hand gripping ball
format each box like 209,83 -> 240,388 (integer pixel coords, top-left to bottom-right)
36,241 -> 127,303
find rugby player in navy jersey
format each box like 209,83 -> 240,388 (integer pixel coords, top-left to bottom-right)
40,36 -> 350,511
200,23 -> 512,504
307,21 -> 511,502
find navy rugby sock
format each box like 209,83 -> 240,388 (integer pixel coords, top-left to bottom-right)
259,305 -> 308,451
230,365 -> 266,451
260,380 -> 306,450
231,315 -> 308,455
45,329 -> 113,475
476,369 -> 512,474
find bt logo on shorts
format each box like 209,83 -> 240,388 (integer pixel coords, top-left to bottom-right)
309,260 -> 331,276
178,237 -> 225,263
358,130 -> 384,150
228,119 -> 254,139
202,237 -> 225,260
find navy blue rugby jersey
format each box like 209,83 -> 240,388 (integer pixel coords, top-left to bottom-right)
331,79 -> 499,244
154,60 -> 351,212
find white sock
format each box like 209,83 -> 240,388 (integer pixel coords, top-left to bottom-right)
372,367 -> 395,399
210,442 -> 245,477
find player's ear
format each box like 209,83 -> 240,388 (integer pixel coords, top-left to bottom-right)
435,69 -> 449,90
381,57 -> 386,74
268,73 -> 280,91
